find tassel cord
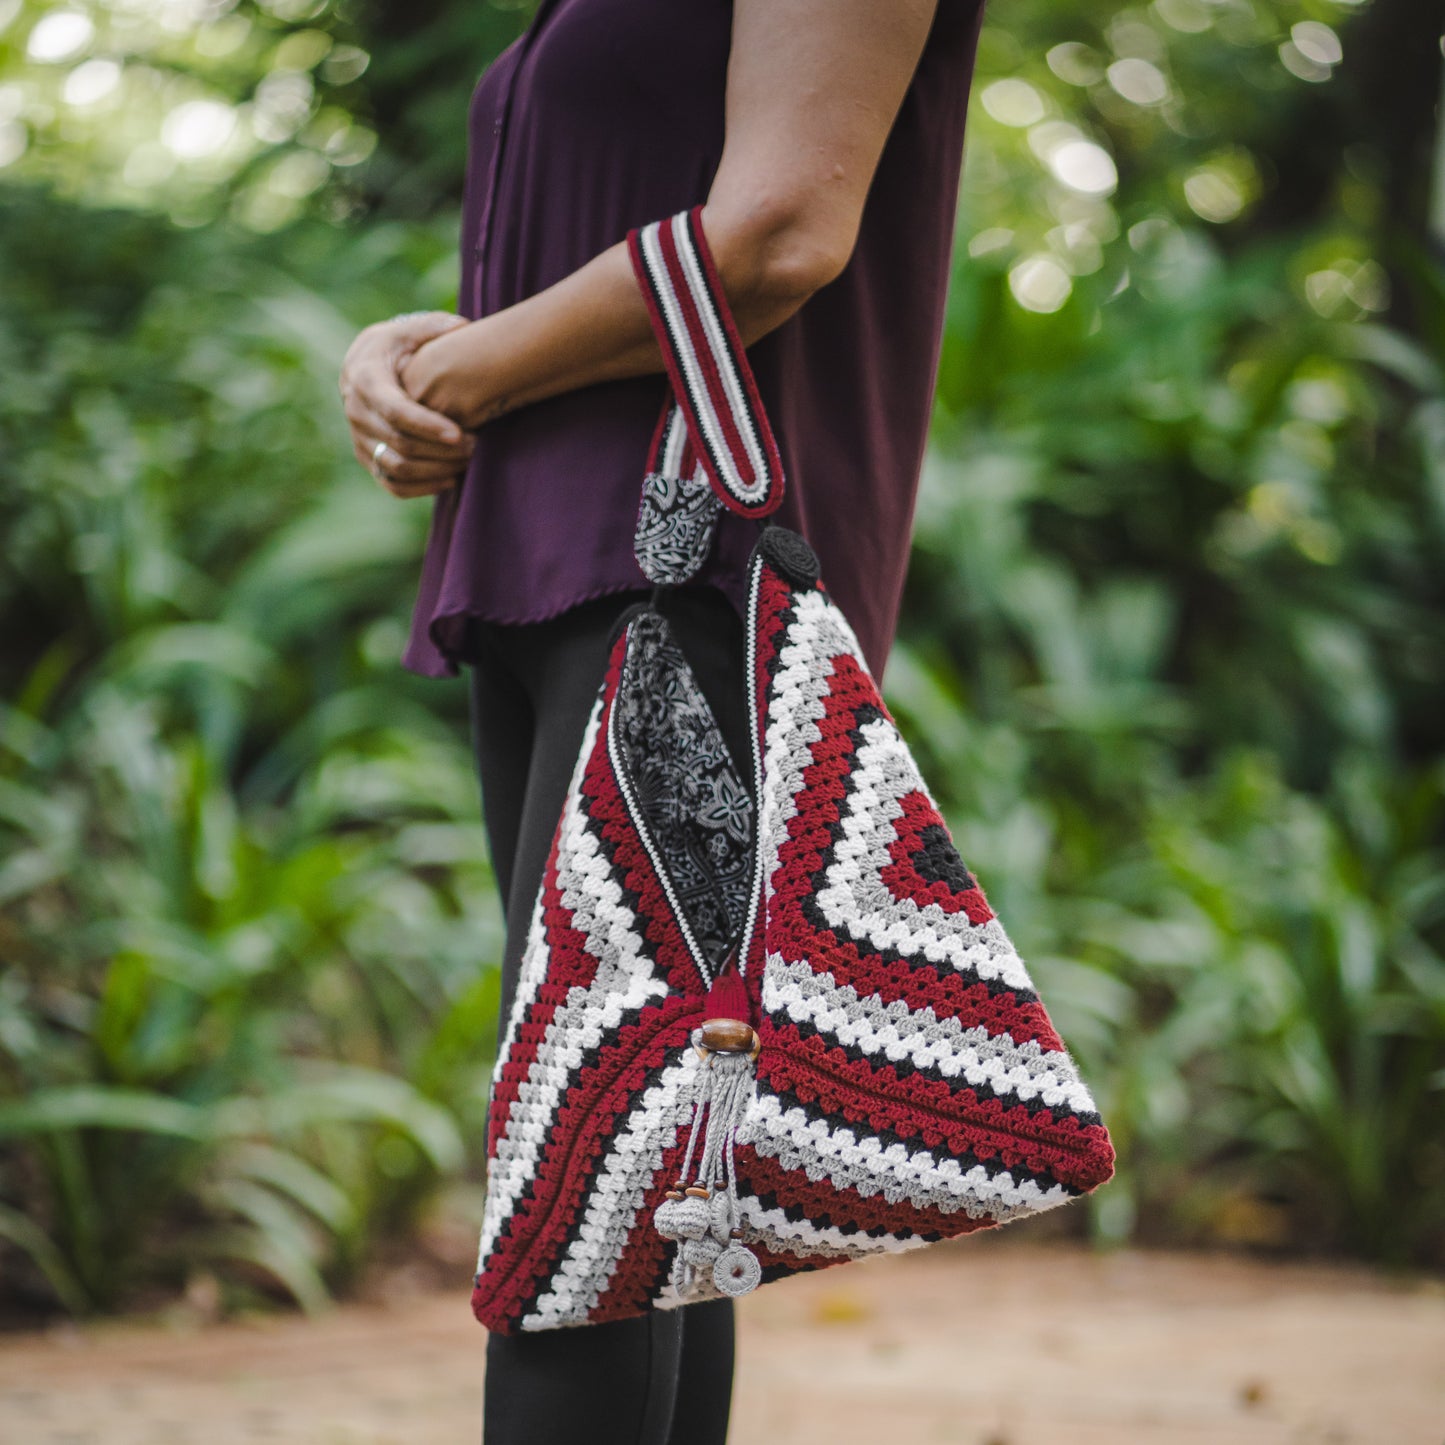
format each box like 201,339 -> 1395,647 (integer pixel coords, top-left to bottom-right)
675,1051 -> 714,1186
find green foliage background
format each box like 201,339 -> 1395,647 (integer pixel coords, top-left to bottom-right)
0,0 -> 1441,1318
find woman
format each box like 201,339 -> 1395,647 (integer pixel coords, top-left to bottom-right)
338,0 -> 985,1440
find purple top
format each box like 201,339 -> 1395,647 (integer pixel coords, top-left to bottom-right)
402,0 -> 984,682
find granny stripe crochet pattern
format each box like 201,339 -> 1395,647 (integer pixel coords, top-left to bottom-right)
471,537 -> 1114,1334
468,207 -> 1114,1334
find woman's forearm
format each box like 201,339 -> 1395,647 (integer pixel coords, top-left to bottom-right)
398,207 -> 837,430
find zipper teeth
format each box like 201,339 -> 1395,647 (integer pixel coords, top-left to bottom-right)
737,560 -> 766,978
769,1046 -> 1103,1163
607,620 -> 715,989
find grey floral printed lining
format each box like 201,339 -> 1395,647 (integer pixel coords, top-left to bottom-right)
614,610 -> 753,969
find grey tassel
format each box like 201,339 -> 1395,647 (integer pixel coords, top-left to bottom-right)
653,1031 -> 760,1299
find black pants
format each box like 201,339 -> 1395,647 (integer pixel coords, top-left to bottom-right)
466,585 -> 748,1445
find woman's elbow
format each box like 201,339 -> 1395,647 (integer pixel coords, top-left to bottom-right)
701,195 -> 857,328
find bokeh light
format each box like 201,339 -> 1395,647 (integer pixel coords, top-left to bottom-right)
25,9 -> 93,63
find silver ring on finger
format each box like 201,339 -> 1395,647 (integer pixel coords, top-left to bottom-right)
371,439 -> 394,477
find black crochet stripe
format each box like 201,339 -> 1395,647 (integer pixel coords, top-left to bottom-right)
793,704 -> 1043,1010
505,998 -> 685,1323
752,1077 -> 1086,1201
743,1184 -> 934,1244
766,1008 -> 1104,1131
500,694 -> 690,1320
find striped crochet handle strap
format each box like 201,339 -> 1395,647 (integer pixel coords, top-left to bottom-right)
627,205 -> 786,518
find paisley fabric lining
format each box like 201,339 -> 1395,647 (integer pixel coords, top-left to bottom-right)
633,469 -> 724,585
613,610 -> 753,968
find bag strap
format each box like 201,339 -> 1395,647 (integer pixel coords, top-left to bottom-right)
626,205 -> 786,519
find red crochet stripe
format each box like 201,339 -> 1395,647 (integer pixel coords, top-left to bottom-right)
484,638 -> 630,1151
756,1029 -> 1115,1189
774,938 -> 1064,1050
473,1000 -> 696,1331
590,777 -> 705,999
882,789 -> 996,925
738,1146 -> 1000,1241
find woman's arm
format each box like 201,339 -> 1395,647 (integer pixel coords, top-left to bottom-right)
342,0 -> 939,493
400,0 -> 940,430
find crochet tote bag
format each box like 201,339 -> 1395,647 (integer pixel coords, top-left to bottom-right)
471,206 -> 1114,1334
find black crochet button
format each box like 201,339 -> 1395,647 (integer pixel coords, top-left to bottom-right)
757,527 -> 820,589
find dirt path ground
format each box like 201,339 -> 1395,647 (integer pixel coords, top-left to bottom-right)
1,1241 -> 1441,1445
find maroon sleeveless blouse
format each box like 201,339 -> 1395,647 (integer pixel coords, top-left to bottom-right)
402,0 -> 985,681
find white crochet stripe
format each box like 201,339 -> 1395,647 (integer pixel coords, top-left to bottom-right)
742,1090 -> 1075,1223
762,956 -> 1098,1117
521,1051 -> 700,1331
656,402 -> 707,487
738,1199 -> 920,1259
477,699 -> 669,1267
811,717 -> 1034,993
607,624 -> 714,985
639,217 -> 770,507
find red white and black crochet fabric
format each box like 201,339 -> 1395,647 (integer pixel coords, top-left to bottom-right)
470,208 -> 1114,1334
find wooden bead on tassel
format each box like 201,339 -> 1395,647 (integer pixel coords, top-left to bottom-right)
699,1018 -> 758,1055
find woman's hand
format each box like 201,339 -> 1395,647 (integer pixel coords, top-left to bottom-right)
339,311 -> 476,498
399,322 -> 506,433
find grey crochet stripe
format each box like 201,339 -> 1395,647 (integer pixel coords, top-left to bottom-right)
478,699 -> 670,1258
478,697 -> 609,1256
737,1199 -> 919,1261
762,956 -> 1097,1116
488,694 -> 605,1074
741,1089 -> 1074,1223
522,1051 -> 701,1330
810,717 -> 1032,992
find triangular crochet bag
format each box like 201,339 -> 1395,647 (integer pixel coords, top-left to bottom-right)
471,206 -> 1114,1334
